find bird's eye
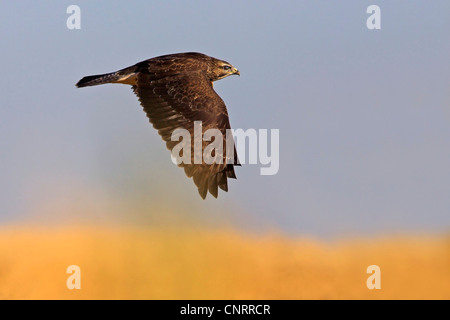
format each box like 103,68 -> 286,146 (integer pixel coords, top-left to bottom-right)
223,65 -> 232,71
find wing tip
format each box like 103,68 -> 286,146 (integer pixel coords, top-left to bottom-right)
191,166 -> 237,200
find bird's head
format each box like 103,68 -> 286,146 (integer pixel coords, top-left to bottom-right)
208,58 -> 240,81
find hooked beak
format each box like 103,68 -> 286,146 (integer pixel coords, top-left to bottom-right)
232,67 -> 240,76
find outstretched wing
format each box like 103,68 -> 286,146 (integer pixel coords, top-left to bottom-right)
132,69 -> 238,199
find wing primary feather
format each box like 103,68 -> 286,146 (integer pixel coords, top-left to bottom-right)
208,173 -> 219,198
217,172 -> 228,192
197,172 -> 209,199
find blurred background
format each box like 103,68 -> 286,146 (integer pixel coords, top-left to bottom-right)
0,1 -> 449,299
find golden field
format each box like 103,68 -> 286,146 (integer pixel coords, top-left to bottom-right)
0,225 -> 449,299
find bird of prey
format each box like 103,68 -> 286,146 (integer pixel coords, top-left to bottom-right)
76,52 -> 240,199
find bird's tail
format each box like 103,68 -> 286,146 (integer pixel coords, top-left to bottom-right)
76,66 -> 137,88
76,72 -> 120,88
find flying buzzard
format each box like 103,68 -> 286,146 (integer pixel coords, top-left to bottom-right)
76,52 -> 240,199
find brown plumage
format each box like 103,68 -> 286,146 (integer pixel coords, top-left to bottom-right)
76,52 -> 240,199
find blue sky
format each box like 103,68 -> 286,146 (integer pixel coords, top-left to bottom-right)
0,1 -> 449,237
